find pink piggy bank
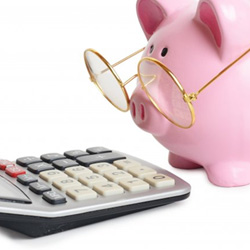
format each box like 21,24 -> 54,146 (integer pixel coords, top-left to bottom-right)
130,0 -> 250,187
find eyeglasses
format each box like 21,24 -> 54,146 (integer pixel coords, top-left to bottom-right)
84,47 -> 250,129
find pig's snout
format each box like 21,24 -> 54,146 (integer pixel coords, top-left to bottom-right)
130,87 -> 168,135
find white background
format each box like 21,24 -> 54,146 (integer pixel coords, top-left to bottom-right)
0,0 -> 250,249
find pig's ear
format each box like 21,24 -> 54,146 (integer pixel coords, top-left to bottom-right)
195,0 -> 250,60
137,0 -> 193,40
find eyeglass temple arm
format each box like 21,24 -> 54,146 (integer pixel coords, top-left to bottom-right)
100,47 -> 145,75
195,47 -> 250,97
111,47 -> 145,68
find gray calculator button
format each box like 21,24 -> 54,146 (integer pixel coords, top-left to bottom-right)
29,182 -> 51,195
76,152 -> 126,167
86,147 -> 112,154
17,174 -> 38,186
40,153 -> 66,163
0,175 -> 31,204
52,159 -> 78,170
43,191 -> 67,205
16,156 -> 42,167
64,150 -> 89,160
28,162 -> 54,174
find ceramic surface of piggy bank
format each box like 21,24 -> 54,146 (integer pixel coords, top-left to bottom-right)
130,0 -> 250,187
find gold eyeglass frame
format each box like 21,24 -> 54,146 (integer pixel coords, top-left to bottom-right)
84,46 -> 250,129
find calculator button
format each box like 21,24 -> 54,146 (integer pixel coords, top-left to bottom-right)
43,191 -> 67,205
52,177 -> 82,192
17,174 -> 38,186
52,159 -> 79,171
5,165 -> 26,178
0,160 -> 15,170
113,159 -> 142,170
65,166 -> 93,179
76,152 -> 126,167
89,162 -> 117,174
104,170 -> 133,183
93,182 -> 124,197
64,150 -> 89,160
16,156 -> 42,167
66,186 -> 97,201
28,162 -> 54,174
39,170 -> 68,183
40,153 -> 66,163
144,174 -> 175,188
29,182 -> 51,195
119,178 -> 150,192
128,166 -> 157,179
86,147 -> 112,154
78,174 -> 108,188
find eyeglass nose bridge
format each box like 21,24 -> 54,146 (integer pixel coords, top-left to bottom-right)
121,74 -> 138,87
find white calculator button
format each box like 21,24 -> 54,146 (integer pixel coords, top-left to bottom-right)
66,186 -> 97,201
113,159 -> 141,170
89,162 -> 117,174
52,177 -> 81,192
65,166 -> 92,179
39,170 -> 68,183
119,178 -> 150,192
78,174 -> 108,188
93,182 -> 124,197
128,166 -> 157,179
104,170 -> 133,183
144,174 -> 175,188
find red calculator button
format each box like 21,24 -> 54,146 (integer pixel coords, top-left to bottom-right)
0,160 -> 15,170
5,165 -> 26,178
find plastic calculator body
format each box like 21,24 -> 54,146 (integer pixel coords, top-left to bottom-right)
0,147 -> 191,237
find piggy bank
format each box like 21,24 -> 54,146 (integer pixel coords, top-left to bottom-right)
130,0 -> 250,187
84,0 -> 250,187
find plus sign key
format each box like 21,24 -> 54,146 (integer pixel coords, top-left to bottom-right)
76,152 -> 126,167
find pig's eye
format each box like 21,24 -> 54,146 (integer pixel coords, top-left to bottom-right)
161,48 -> 168,57
149,45 -> 154,54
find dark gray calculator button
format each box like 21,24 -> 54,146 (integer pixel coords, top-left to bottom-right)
29,182 -> 51,195
16,156 -> 42,167
40,153 -> 66,163
86,147 -> 112,154
43,191 -> 67,205
64,150 -> 89,160
28,162 -> 54,174
0,176 -> 31,204
76,152 -> 126,167
52,159 -> 79,170
17,174 -> 38,186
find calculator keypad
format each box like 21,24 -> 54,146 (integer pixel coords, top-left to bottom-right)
0,147 -> 176,206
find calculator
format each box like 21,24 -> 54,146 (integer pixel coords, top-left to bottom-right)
0,147 -> 191,237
